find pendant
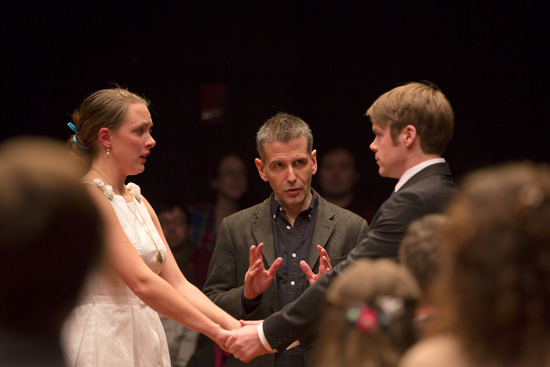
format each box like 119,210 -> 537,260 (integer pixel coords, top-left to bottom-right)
156,250 -> 163,263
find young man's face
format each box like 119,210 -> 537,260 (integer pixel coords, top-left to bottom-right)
370,122 -> 407,179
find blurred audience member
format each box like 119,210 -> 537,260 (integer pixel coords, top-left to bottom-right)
399,214 -> 446,337
315,259 -> 420,367
158,200 -> 211,289
317,146 -> 375,222
190,153 -> 248,253
157,200 -> 205,367
400,162 -> 550,367
0,137 -> 102,367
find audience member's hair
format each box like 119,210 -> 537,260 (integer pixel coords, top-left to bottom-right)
67,87 -> 149,164
315,259 -> 420,367
435,161 -> 550,366
0,137 -> 102,337
399,214 -> 447,294
366,82 -> 454,155
318,144 -> 360,171
155,199 -> 192,225
256,112 -> 313,162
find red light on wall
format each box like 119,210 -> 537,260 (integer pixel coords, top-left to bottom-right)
200,84 -> 227,126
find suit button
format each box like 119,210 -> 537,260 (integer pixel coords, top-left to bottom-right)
269,306 -> 275,314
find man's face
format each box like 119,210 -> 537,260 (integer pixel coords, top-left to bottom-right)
158,207 -> 189,250
370,122 -> 407,179
318,149 -> 359,198
255,136 -> 317,213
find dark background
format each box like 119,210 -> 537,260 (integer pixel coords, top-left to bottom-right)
2,1 -> 549,210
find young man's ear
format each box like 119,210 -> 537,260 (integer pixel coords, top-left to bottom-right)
403,125 -> 418,147
255,158 -> 269,182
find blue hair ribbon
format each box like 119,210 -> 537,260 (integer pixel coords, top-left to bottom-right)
67,122 -> 88,150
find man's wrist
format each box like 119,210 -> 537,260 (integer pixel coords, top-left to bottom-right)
257,322 -> 275,352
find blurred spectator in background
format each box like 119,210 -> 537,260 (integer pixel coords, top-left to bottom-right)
157,199 -> 207,367
315,259 -> 419,367
317,146 -> 375,222
158,200 -> 211,289
0,137 -> 102,367
189,153 -> 249,253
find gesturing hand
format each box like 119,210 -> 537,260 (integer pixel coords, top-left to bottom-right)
300,245 -> 332,285
244,243 -> 283,300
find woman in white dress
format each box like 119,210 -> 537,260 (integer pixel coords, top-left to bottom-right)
62,87 -> 240,367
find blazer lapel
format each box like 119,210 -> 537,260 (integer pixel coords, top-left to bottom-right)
307,197 -> 335,268
251,199 -> 276,266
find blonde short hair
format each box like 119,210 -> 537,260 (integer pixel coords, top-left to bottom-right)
366,82 -> 454,155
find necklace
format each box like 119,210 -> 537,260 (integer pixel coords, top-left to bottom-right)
90,168 -> 163,263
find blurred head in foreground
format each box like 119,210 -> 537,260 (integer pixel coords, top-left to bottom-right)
436,161 -> 550,366
315,259 -> 420,367
0,137 -> 102,338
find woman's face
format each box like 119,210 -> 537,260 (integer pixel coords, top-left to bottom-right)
110,103 -> 156,176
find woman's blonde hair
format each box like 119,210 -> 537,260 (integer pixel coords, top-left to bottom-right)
67,87 -> 149,166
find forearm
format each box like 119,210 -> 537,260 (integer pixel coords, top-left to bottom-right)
176,280 -> 240,330
134,272 -> 223,340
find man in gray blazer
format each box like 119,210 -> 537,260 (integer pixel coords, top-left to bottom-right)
203,112 -> 369,367
226,82 -> 458,362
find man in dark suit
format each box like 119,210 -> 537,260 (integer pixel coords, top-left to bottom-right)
226,82 -> 458,362
203,112 -> 369,367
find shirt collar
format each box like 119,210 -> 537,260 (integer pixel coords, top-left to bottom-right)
394,158 -> 445,192
270,188 -> 318,220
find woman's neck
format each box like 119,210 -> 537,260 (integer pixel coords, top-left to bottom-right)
89,162 -> 128,197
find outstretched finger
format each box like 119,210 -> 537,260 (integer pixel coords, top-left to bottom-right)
299,260 -> 315,280
319,256 -> 332,275
255,243 -> 264,259
268,257 -> 283,275
317,245 -> 331,266
249,245 -> 257,266
249,258 -> 265,274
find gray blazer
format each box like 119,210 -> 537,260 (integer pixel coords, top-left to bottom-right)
203,194 -> 369,367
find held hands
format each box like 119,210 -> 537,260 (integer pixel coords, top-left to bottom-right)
226,324 -> 271,362
300,245 -> 332,285
214,327 -> 234,353
244,243 -> 283,299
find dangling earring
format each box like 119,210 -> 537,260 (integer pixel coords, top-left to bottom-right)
107,148 -> 110,155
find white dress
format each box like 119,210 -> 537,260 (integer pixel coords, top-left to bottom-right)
61,180 -> 170,367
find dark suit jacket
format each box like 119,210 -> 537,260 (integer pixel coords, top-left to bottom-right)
203,194 -> 369,367
262,162 -> 458,350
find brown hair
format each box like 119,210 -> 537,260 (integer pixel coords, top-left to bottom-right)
399,214 -> 446,294
434,162 -> 550,366
366,82 -> 454,155
315,259 -> 419,367
67,87 -> 150,165
256,112 -> 313,162
0,137 -> 102,336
